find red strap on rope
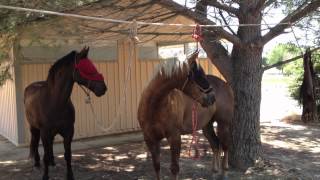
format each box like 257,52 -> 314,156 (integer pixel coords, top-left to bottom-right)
188,103 -> 200,159
192,24 -> 203,42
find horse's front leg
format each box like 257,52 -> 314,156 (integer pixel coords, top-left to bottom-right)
167,134 -> 181,180
40,131 -> 54,180
62,127 -> 75,180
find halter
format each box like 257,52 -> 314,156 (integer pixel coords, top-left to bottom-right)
181,70 -> 213,95
73,55 -> 103,103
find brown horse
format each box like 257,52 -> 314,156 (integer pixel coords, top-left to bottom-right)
138,52 -> 222,179
24,47 -> 107,180
205,75 -> 234,178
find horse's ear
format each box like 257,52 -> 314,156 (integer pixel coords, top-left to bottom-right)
78,46 -> 90,59
187,50 -> 199,65
85,46 -> 90,56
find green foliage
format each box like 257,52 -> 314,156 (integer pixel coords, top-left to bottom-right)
0,0 -> 99,33
283,50 -> 320,103
0,0 -> 98,86
266,43 -> 320,104
265,43 -> 301,69
0,64 -> 11,86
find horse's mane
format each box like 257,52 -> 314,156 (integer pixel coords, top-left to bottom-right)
47,51 -> 76,82
152,58 -> 192,81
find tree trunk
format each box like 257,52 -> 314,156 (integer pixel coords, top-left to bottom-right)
228,1 -> 263,169
229,46 -> 263,169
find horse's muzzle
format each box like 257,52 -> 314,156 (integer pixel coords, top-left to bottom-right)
94,82 -> 107,97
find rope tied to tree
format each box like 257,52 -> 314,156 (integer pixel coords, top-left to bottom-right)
192,24 -> 203,51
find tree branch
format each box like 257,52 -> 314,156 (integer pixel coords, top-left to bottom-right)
205,0 -> 239,15
263,47 -> 320,71
218,10 -> 237,36
200,32 -> 233,83
157,0 -> 242,46
255,0 -> 267,12
260,0 -> 320,45
264,0 -> 276,8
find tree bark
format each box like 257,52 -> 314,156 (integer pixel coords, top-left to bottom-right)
230,46 -> 263,169
228,1 -> 263,169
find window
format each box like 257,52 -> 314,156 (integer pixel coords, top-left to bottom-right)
158,44 -> 185,59
158,42 -> 207,60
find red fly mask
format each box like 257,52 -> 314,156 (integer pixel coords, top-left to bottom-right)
75,58 -> 104,81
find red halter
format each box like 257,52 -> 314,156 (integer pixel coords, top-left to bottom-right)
75,58 -> 104,81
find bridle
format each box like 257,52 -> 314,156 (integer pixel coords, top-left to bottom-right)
181,69 -> 213,101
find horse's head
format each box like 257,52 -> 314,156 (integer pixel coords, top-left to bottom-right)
73,46 -> 107,97
182,51 -> 215,107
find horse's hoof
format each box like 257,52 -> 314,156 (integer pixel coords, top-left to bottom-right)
67,172 -> 74,180
220,176 -> 228,180
49,161 -> 56,166
34,162 -> 41,168
212,166 -> 219,173
42,175 -> 49,180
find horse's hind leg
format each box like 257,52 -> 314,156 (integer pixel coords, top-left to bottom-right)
29,127 -> 40,168
217,123 -> 230,178
167,134 -> 181,180
145,138 -> 161,180
62,127 -> 75,180
202,122 -> 220,173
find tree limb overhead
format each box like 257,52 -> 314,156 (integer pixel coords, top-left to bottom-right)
205,0 -> 239,16
260,0 -> 320,45
157,0 -> 242,46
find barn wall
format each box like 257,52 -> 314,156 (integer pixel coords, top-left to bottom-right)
19,40 -> 222,143
0,63 -> 18,145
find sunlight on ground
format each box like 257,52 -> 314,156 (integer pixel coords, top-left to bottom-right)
136,153 -> 147,160
261,121 -> 320,153
124,165 -> 135,172
0,160 -> 17,165
261,69 -> 301,122
103,147 -> 116,150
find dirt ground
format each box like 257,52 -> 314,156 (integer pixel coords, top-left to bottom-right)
0,121 -> 319,180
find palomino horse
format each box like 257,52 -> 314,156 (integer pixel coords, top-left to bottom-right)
24,47 -> 107,180
138,51 -> 219,179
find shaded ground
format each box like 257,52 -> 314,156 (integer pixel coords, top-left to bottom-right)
0,121 -> 319,180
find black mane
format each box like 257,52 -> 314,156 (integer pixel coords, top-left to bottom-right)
47,51 -> 76,82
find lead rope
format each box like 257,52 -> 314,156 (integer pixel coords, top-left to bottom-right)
188,102 -> 200,159
187,24 -> 203,159
85,21 -> 138,133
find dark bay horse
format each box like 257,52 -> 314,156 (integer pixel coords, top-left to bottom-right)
24,47 -> 107,180
138,52 -> 218,180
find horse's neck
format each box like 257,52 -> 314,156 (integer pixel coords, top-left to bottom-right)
47,70 -> 74,106
147,73 -> 187,103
